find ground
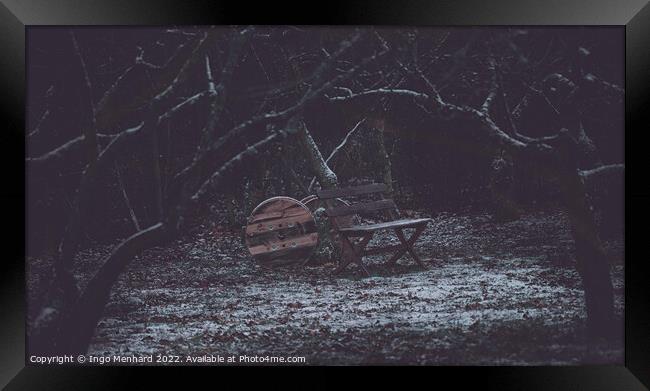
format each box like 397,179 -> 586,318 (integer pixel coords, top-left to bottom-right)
28,209 -> 624,365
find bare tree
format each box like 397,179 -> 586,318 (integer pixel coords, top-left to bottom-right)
28,27 -> 388,355
326,29 -> 623,339
27,27 -> 622,357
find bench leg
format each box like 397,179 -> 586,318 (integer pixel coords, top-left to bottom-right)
393,225 -> 428,269
353,233 -> 373,277
335,233 -> 372,277
333,239 -> 354,274
386,241 -> 408,265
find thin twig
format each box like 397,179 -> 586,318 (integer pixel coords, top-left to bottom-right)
115,163 -> 141,231
70,31 -> 99,158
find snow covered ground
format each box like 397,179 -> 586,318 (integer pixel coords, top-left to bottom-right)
29,209 -> 624,365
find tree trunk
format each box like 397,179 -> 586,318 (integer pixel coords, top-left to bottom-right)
373,123 -> 394,195
294,121 -> 344,263
58,223 -> 167,355
553,131 -> 617,340
296,122 -> 338,189
150,121 -> 164,222
560,171 -> 617,340
489,151 -> 521,221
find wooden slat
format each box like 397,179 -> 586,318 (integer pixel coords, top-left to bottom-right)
248,205 -> 306,223
339,218 -> 432,233
316,183 -> 387,199
326,199 -> 396,217
245,211 -> 315,235
257,247 -> 314,263
363,243 -> 405,256
248,233 -> 319,256
262,198 -> 297,212
245,226 -> 316,246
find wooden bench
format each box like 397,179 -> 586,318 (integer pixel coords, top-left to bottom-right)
316,183 -> 432,275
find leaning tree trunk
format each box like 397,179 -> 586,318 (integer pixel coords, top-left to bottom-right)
296,121 -> 338,189
59,223 -> 167,355
553,131 -> 617,340
295,121 -> 344,263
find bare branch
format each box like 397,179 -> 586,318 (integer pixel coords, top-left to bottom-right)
476,112 -> 529,150
328,88 -> 428,102
579,164 -> 624,179
307,31 -> 362,91
191,132 -> 281,202
330,73 -> 527,152
205,55 -> 216,94
174,43 -> 389,189
70,31 -> 99,158
302,45 -> 388,103
96,122 -> 147,160
511,87 -> 534,122
421,31 -> 450,73
95,64 -> 135,114
26,133 -> 117,168
583,73 -> 624,94
28,109 -> 50,138
523,82 -> 560,115
325,118 -> 366,164
337,64 -> 528,152
199,27 -> 254,148
94,32 -> 209,132
574,119 -> 602,166
150,32 -> 209,107
51,119 -> 145,309
115,163 -> 141,231
28,85 -> 55,138
481,57 -> 498,114
158,91 -> 211,123
411,60 -> 464,114
544,72 -> 577,89
28,135 -> 86,165
308,118 -> 366,191
413,53 -> 528,150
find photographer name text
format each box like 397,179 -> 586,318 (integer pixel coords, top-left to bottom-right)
30,354 -> 306,365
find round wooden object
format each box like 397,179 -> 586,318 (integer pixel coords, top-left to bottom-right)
244,196 -> 318,266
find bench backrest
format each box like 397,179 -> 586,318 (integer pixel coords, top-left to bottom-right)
316,183 -> 399,227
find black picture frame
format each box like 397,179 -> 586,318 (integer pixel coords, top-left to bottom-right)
2,0 -> 648,389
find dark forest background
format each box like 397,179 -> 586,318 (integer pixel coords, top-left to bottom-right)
27,27 -> 623,252
26,26 -> 624,357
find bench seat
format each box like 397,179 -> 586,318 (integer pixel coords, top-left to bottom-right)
338,218 -> 431,234
316,183 -> 433,275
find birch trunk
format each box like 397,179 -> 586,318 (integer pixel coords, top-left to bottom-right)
296,122 -> 338,190
294,121 -> 344,263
